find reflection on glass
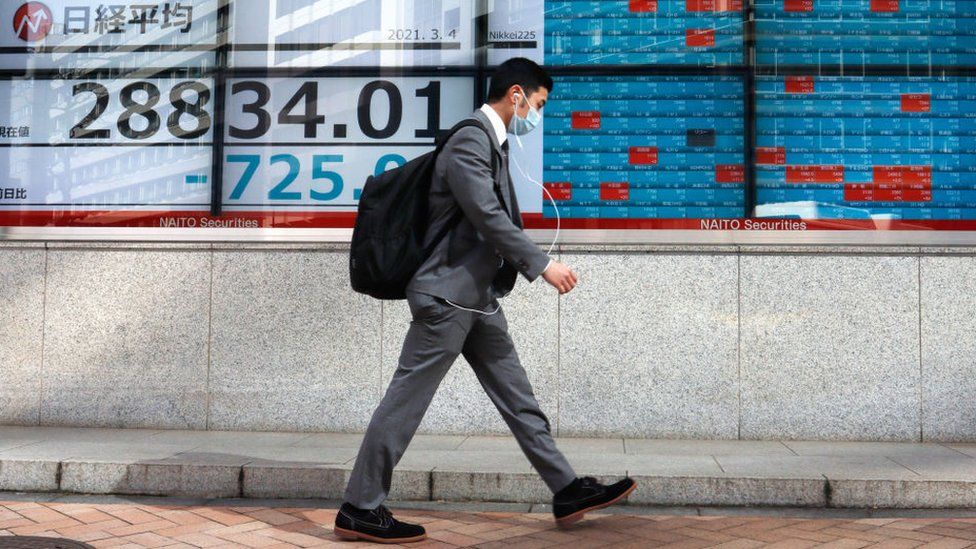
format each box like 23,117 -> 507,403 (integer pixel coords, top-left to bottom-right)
0,76 -> 214,227
3,0 -> 976,232
229,0 -> 473,68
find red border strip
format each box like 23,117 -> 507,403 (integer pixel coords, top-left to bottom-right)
520,214 -> 972,231
0,210 -> 359,229
2,210 -> 976,231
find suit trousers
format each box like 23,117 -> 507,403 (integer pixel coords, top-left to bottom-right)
342,290 -> 577,509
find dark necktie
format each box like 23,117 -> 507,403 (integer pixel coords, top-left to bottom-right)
499,140 -> 520,226
500,140 -> 511,207
494,140 -> 514,273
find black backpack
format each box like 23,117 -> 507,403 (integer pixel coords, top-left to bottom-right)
350,118 -> 497,300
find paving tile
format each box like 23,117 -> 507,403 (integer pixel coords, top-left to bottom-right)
830,479 -> 976,509
626,439 -> 794,456
173,445 -> 358,466
889,454 -> 976,482
20,505 -> 976,549
6,428 -> 976,514
629,475 -> 826,507
145,431 -> 311,447
398,449 -> 534,472
783,442 -> 964,459
0,426 -> 163,444
0,441 -> 193,461
296,433 -> 472,453
715,455 -> 920,480
947,445 -> 976,459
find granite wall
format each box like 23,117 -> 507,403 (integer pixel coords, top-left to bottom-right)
1,240 -> 974,442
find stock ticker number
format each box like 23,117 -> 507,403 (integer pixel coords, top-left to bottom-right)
69,79 -> 439,141
223,79 -> 441,203
68,78 -> 443,203
228,80 -> 443,140
70,81 -> 211,140
226,153 -> 407,203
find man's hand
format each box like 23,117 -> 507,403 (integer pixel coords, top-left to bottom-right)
542,261 -> 578,294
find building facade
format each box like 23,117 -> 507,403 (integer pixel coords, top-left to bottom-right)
1,0 -> 974,441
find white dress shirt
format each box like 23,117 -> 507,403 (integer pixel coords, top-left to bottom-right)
479,103 -> 508,147
477,104 -> 553,276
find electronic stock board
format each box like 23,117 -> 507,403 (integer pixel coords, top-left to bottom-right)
0,0 -> 973,234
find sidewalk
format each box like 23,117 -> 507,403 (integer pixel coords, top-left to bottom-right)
5,495 -> 976,548
9,494 -> 976,549
2,427 -> 976,509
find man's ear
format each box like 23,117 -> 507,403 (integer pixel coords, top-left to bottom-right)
510,85 -> 524,101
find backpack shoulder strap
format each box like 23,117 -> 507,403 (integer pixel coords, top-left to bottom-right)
435,118 -> 501,174
424,118 -> 502,254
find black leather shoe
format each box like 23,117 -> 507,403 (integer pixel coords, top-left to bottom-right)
552,476 -> 637,527
334,502 -> 427,544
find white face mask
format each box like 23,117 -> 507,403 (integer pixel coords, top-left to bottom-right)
508,88 -> 542,136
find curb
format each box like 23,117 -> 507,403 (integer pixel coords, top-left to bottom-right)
2,458 -> 975,508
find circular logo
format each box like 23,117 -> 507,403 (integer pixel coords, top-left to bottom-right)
13,2 -> 53,42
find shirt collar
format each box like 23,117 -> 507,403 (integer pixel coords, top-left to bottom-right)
479,104 -> 508,146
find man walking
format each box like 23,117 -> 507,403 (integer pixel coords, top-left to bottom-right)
335,58 -> 636,544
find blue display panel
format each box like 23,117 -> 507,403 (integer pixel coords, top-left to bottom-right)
755,76 -> 976,221
755,0 -> 976,67
546,0 -> 744,66
543,76 -> 745,220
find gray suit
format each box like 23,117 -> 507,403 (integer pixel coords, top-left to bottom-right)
343,109 -> 577,509
407,109 -> 552,309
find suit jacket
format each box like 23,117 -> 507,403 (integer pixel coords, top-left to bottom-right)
406,109 -> 551,309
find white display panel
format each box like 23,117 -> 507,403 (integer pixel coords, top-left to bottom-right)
486,0 -> 544,66
0,76 -> 213,223
224,77 -> 470,144
0,146 -> 211,207
221,76 -> 474,220
0,77 -> 215,145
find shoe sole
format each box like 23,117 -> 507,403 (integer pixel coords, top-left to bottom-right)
555,480 -> 638,529
334,526 -> 427,544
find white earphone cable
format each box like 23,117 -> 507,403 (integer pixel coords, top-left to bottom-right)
513,131 -> 561,257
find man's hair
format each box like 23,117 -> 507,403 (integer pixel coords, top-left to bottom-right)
487,57 -> 554,103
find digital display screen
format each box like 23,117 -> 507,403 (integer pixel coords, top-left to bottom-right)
541,76 -> 745,224
486,0 -> 745,66
219,77 -> 473,228
546,0 -> 745,66
756,0 -> 976,67
1,0 -> 973,235
0,76 -> 213,227
755,76 -> 976,221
